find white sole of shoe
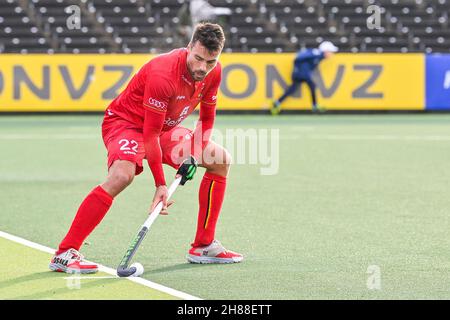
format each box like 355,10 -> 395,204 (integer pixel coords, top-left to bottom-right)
49,262 -> 98,274
186,254 -> 243,264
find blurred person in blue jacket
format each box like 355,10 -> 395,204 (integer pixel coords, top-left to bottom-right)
271,41 -> 338,115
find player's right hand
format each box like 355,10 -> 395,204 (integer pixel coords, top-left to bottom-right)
160,200 -> 174,215
150,185 -> 168,215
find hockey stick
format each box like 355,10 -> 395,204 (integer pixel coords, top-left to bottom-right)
117,157 -> 197,277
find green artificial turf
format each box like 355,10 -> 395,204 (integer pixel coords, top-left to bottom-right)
0,237 -> 176,300
1,114 -> 450,299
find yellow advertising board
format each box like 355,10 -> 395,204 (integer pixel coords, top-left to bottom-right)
219,53 -> 425,110
0,53 -> 425,111
0,54 -> 149,111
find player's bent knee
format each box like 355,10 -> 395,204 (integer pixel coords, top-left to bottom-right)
107,161 -> 136,189
220,149 -> 232,173
223,149 -> 232,167
203,143 -> 232,165
201,146 -> 232,176
110,171 -> 134,188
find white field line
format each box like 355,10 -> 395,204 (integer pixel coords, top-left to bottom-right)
0,230 -> 201,300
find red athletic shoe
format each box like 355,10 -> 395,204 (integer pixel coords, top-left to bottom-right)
187,240 -> 243,264
49,248 -> 98,274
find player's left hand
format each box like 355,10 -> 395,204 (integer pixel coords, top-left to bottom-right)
150,184 -> 168,215
176,156 -> 198,185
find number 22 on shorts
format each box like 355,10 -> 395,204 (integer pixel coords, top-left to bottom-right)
119,139 -> 138,155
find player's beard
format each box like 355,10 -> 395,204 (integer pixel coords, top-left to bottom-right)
191,70 -> 207,81
187,63 -> 207,81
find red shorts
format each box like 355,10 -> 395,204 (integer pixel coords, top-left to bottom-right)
102,113 -> 194,175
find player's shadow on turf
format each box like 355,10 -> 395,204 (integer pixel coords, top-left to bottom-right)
0,272 -> 57,290
145,263 -> 221,275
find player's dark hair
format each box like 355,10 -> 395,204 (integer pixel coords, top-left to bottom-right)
190,23 -> 225,53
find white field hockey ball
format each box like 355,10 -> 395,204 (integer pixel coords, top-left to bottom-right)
129,262 -> 144,277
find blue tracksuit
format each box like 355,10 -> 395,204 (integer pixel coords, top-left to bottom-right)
277,49 -> 325,107
293,48 -> 325,80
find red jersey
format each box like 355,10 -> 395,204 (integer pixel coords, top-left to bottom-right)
107,48 -> 222,186
108,48 -> 221,131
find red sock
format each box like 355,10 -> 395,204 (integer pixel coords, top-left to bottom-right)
192,172 -> 227,247
57,185 -> 113,255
